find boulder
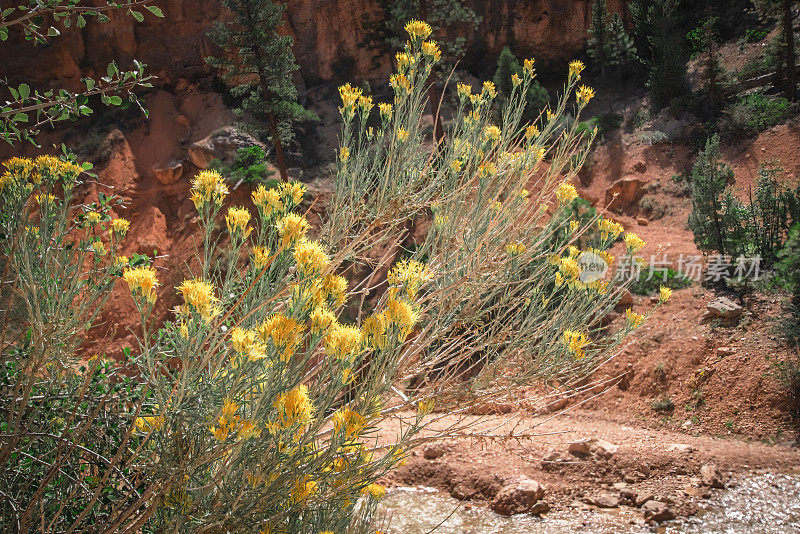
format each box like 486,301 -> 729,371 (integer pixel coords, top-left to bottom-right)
530,500 -> 551,515
642,500 -> 675,522
189,126 -> 267,170
637,217 -> 649,226
699,464 -> 725,488
635,490 -> 655,507
614,289 -> 634,312
490,476 -> 546,516
152,160 -> 183,185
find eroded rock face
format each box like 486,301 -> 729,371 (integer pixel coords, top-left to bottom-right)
188,126 -> 266,170
1,0 -> 624,89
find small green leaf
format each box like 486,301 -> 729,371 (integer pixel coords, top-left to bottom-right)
145,5 -> 164,17
129,10 -> 144,22
18,83 -> 30,100
76,15 -> 86,28
47,26 -> 60,36
2,8 -> 15,18
107,96 -> 123,106
84,78 -> 95,91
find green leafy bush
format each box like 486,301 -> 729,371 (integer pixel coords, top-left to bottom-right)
212,145 -> 278,185
730,92 -> 790,135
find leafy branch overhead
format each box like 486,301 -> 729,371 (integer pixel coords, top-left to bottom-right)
0,1 -> 163,145
0,1 -> 163,43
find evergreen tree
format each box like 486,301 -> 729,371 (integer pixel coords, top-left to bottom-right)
605,13 -> 638,78
587,0 -> 609,80
687,16 -> 725,110
631,0 -> 689,108
688,135 -> 747,258
207,0 -> 316,181
492,47 -> 548,124
753,0 -> 797,100
587,2 -> 637,83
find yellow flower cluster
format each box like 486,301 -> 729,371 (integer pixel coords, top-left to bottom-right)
210,399 -> 259,442
482,80 -> 497,99
390,73 -> 411,95
523,58 -> 535,75
559,256 -> 582,280
339,83 -> 362,114
555,181 -> 578,204
123,266 -> 158,304
294,240 -> 330,276
562,329 -> 589,358
252,185 -> 284,218
624,232 -> 646,253
89,240 -> 106,256
333,406 -> 367,440
379,102 -> 393,121
569,59 -> 585,78
190,170 -> 228,208
361,483 -> 386,500
421,40 -> 441,62
309,306 -> 337,335
576,85 -> 596,105
385,298 -> 418,337
251,246 -> 272,269
276,213 -> 309,249
230,327 -> 264,360
598,218 -> 624,241
320,274 -> 348,307
177,278 -> 220,320
135,415 -> 164,432
259,314 -> 304,362
2,156 -> 83,190
291,475 -> 318,505
626,309 -> 645,329
484,125 -> 501,142
272,385 -> 315,430
405,19 -> 432,41
659,286 -> 673,302
362,312 -> 389,350
86,211 -> 102,225
226,206 -> 252,237
506,242 -> 527,255
387,259 -> 431,300
457,82 -> 472,100
110,218 -> 130,236
325,324 -> 362,360
397,128 -> 410,142
339,147 -> 350,162
278,181 -> 306,206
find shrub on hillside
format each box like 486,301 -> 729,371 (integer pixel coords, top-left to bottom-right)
729,92 -> 790,135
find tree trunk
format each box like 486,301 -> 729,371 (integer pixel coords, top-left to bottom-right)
785,0 -> 796,100
267,111 -> 289,182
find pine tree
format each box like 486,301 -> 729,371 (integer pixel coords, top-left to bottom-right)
631,0 -> 689,108
753,0 -> 797,100
688,135 -> 747,258
605,13 -> 638,78
687,17 -> 725,110
492,46 -> 548,124
587,0 -> 609,80
206,0 -> 316,181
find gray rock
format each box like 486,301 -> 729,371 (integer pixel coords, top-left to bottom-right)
587,492 -> 621,508
706,297 -> 743,319
700,464 -> 725,488
422,443 -> 449,460
491,476 -> 546,516
189,126 -> 268,170
642,500 -> 675,522
635,490 -> 655,507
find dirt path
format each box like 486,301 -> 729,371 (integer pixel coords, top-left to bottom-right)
381,409 -> 800,519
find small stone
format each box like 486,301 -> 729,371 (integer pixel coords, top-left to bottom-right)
682,419 -> 693,430
530,500 -> 551,515
588,492 -> 620,508
637,217 -> 649,226
451,483 -> 474,500
491,476 -> 546,516
635,490 -> 655,507
707,297 -> 743,319
642,500 -> 675,522
716,347 -> 735,357
423,443 -> 449,460
700,464 -> 725,488
568,441 -> 592,457
613,482 -> 628,490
